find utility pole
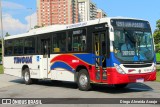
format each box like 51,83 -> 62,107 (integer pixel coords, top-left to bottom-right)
0,0 -> 4,65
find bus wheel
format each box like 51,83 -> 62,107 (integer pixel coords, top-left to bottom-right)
77,69 -> 91,91
23,68 -> 32,85
114,84 -> 128,89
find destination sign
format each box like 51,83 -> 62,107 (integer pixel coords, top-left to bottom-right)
122,51 -> 135,57
66,22 -> 87,29
111,19 -> 150,29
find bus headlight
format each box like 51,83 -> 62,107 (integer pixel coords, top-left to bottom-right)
152,63 -> 156,72
114,63 -> 126,74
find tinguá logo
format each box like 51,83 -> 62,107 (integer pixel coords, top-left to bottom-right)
14,56 -> 32,64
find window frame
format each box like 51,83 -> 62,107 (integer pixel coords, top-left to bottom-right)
67,27 -> 87,53
24,37 -> 36,55
52,31 -> 67,53
4,39 -> 14,56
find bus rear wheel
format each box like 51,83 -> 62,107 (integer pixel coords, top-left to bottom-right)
77,69 -> 91,91
114,84 -> 128,89
23,68 -> 32,85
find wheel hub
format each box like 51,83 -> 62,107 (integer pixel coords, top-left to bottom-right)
24,72 -> 29,82
79,74 -> 88,87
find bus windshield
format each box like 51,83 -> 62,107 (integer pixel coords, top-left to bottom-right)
113,29 -> 154,63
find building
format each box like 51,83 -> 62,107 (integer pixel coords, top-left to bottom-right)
78,0 -> 97,22
37,0 -> 79,26
78,0 -> 107,22
37,0 -> 107,26
96,9 -> 107,19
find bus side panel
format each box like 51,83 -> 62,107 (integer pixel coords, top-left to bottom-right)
28,55 -> 41,79
49,54 -> 75,81
4,69 -> 21,77
4,56 -> 21,77
51,70 -> 75,81
49,53 -> 95,82
3,56 -> 41,79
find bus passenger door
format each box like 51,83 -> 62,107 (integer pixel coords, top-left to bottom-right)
93,32 -> 107,82
41,39 -> 50,79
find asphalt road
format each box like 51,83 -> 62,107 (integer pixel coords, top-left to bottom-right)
0,74 -> 160,107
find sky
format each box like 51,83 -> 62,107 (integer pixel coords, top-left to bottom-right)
0,0 -> 160,36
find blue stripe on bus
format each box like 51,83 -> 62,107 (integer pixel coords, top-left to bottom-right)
106,52 -> 121,67
73,53 -> 95,65
74,53 -> 121,67
50,61 -> 74,73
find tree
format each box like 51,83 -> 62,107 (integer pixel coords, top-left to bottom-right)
156,19 -> 160,30
153,19 -> 160,52
5,32 -> 10,37
34,25 -> 41,29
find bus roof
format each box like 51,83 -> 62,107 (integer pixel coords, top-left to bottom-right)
4,17 -> 147,40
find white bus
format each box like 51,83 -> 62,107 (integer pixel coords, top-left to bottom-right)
4,17 -> 156,91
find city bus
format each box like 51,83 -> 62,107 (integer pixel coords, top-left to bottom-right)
3,17 -> 156,91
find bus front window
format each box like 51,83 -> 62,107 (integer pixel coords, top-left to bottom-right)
113,29 -> 154,63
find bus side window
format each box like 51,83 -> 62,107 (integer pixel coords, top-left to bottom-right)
70,29 -> 86,52
13,39 -> 24,55
5,40 -> 13,55
52,32 -> 66,53
24,37 -> 35,54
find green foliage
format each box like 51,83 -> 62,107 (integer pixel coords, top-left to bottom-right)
154,31 -> 160,45
156,70 -> 160,82
34,25 -> 41,29
0,40 -> 1,62
154,19 -> 160,53
0,65 -> 3,74
156,66 -> 160,82
155,44 -> 160,53
5,32 -> 10,37
156,53 -> 160,62
156,19 -> 160,30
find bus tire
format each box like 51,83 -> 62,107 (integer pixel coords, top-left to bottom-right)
77,69 -> 91,91
23,68 -> 32,85
114,84 -> 128,89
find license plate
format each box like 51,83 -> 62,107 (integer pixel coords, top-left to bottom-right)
136,78 -> 144,83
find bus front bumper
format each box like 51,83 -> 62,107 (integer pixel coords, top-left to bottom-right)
107,68 -> 156,84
